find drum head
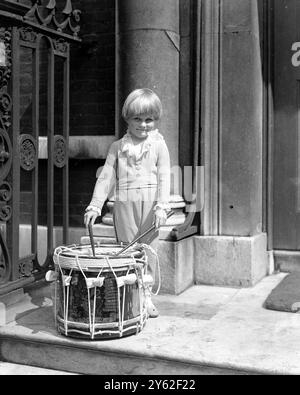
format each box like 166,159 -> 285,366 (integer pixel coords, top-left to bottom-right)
62,244 -> 144,259
53,243 -> 146,271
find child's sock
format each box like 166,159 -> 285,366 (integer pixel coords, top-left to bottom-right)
147,298 -> 159,318
145,287 -> 159,318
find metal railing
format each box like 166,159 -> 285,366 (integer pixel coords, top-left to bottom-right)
0,0 -> 80,294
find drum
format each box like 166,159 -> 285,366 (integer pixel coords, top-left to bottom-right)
51,243 -> 151,340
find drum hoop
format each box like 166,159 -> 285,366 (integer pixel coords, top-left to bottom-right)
53,244 -> 146,271
56,312 -> 147,330
56,319 -> 147,338
54,244 -> 145,259
53,256 -> 145,271
54,265 -> 142,273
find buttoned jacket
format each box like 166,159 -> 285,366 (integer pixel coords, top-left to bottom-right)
89,130 -> 171,214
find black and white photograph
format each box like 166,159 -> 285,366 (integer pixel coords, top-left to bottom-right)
0,0 -> 298,378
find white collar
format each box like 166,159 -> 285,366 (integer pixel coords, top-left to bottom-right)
120,129 -> 163,159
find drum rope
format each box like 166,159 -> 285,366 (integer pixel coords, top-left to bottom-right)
92,268 -> 104,340
65,271 -> 72,336
139,244 -> 161,296
134,261 -> 145,326
104,256 -> 124,336
74,254 -> 94,338
55,246 -> 75,336
121,266 -> 131,335
54,247 -> 63,332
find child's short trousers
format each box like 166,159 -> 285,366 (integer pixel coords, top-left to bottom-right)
113,187 -> 159,282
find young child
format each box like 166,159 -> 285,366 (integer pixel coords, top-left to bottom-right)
84,88 -> 171,318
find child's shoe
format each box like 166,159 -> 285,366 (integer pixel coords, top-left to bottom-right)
146,299 -> 159,318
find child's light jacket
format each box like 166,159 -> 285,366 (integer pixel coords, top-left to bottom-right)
88,129 -> 171,214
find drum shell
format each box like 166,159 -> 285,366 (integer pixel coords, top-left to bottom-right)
53,244 -> 148,339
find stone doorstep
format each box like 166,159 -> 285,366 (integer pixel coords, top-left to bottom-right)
0,274 -> 296,376
0,280 -> 56,326
0,337 -> 254,376
0,362 -> 78,375
0,288 -> 25,307
0,284 -> 256,376
0,289 -> 47,326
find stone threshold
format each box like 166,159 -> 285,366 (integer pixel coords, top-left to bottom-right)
1,275 -> 299,375
0,361 -> 78,375
0,334 -> 255,375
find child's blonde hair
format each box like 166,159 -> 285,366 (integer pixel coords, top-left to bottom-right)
122,88 -> 162,121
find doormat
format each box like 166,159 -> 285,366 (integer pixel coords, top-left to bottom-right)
264,272 -> 300,313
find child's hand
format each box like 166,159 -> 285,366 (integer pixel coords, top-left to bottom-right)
154,208 -> 167,228
84,210 -> 99,227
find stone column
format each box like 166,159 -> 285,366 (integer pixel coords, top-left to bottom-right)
219,0 -> 263,237
112,0 -> 185,229
194,0 -> 269,287
117,0 -> 179,166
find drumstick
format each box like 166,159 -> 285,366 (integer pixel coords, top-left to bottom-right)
116,210 -> 174,256
88,222 -> 96,257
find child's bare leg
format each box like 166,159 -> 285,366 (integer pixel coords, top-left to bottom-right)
141,232 -> 159,318
114,193 -> 160,317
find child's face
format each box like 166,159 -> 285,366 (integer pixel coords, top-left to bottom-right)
127,113 -> 157,140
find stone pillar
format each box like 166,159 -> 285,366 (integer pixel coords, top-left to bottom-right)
194,0 -> 269,287
114,0 -> 186,228
117,0 -> 179,169
219,0 -> 263,237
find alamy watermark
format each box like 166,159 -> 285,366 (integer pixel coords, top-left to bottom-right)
291,42 -> 300,67
95,164 -> 205,213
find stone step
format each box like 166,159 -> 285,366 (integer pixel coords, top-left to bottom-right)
0,362 -> 78,375
0,282 -> 250,375
0,325 -> 250,375
3,277 -> 294,376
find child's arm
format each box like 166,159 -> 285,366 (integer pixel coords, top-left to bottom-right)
84,142 -> 118,225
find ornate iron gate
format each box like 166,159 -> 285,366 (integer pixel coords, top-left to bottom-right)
0,0 -> 80,294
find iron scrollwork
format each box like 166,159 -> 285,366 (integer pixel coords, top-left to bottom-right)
19,134 -> 37,171
0,181 -> 12,222
0,27 -> 12,286
0,205 -> 11,222
19,27 -> 38,43
0,28 -> 12,75
0,128 -> 12,181
19,258 -> 34,278
25,0 -> 81,38
0,181 -> 12,203
0,228 -> 10,284
54,135 -> 67,168
53,38 -> 68,54
0,93 -> 12,114
0,28 -> 12,131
